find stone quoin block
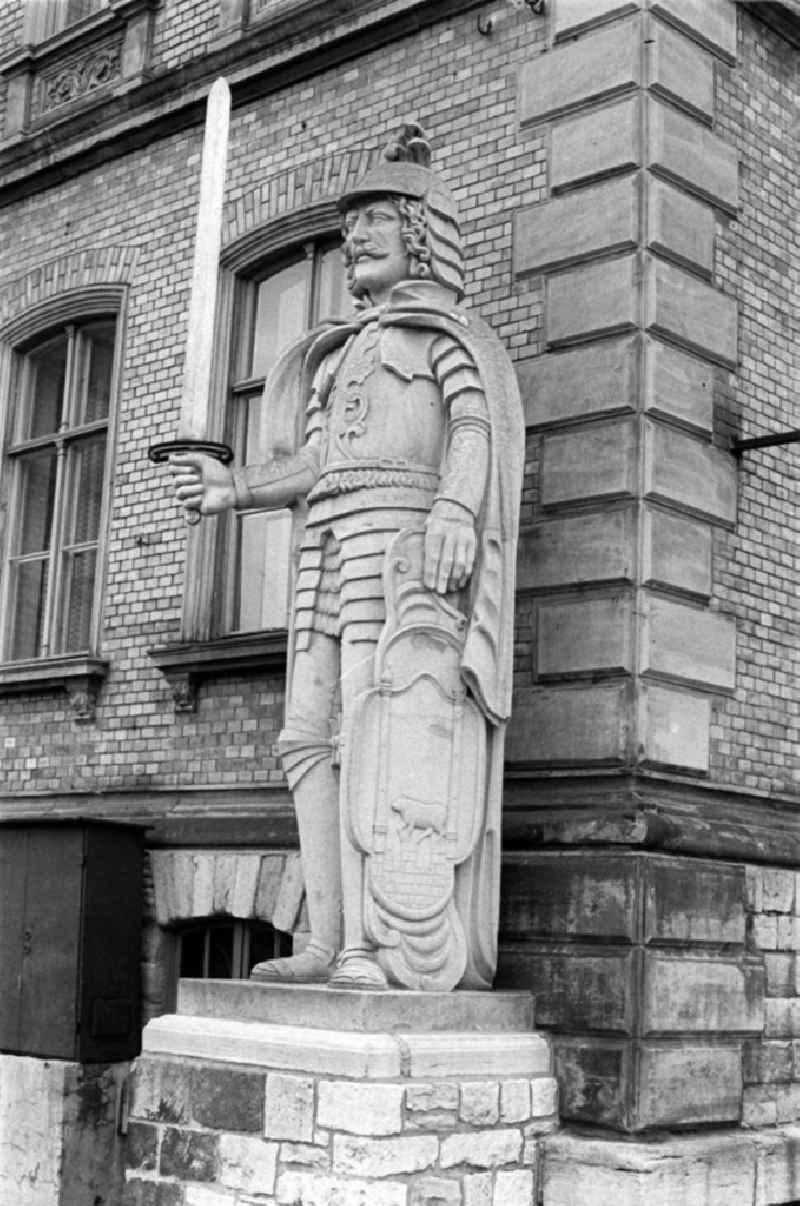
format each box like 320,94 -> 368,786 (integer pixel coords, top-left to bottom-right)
552,1038 -> 632,1128
540,419 -> 637,505
644,421 -> 737,524
546,255 -> 639,345
536,594 -> 634,676
439,1129 -> 522,1169
640,594 -> 736,691
645,259 -> 738,368
651,0 -> 737,62
644,337 -> 716,433
218,1132 -> 278,1193
190,1066 -> 264,1132
643,952 -> 765,1033
647,178 -> 715,275
264,1072 -> 315,1142
647,17 -> 715,120
638,681 -> 711,771
500,853 -> 639,943
551,97 -> 640,191
520,947 -> 638,1033
331,1133 -> 439,1177
507,683 -> 629,765
519,335 -> 638,428
637,1042 -> 743,1127
553,0 -> 640,42
648,98 -> 739,212
517,507 -> 636,590
514,174 -> 639,274
642,506 -> 712,596
519,16 -> 641,124
159,1127 -> 219,1181
317,1080 -> 404,1135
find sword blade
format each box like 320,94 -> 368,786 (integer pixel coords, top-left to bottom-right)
178,77 -> 230,442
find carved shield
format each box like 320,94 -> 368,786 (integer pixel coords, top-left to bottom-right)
342,529 -> 487,990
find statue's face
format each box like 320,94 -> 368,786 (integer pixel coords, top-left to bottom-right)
344,198 -> 410,302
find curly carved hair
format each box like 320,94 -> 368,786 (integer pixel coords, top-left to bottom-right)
342,195 -> 463,301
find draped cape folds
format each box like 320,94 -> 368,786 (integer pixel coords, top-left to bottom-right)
260,279 -> 525,727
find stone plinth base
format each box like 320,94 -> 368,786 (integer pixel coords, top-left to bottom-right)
124,981 -> 557,1205
542,1126 -> 800,1206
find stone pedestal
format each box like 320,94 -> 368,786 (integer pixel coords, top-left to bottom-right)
124,982 -> 558,1205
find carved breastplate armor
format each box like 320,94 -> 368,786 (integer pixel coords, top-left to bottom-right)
322,321 -> 445,471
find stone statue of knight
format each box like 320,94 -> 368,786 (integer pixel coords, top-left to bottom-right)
171,124 -> 525,991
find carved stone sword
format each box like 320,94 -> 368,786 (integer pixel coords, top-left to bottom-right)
149,77 -> 233,524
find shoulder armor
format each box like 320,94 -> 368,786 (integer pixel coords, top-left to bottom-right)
379,326 -> 437,383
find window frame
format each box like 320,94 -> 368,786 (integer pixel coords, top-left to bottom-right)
174,203 -> 346,653
0,286 -> 125,699
23,0 -> 110,44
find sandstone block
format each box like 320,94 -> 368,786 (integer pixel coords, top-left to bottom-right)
507,683 -> 628,765
230,854 -> 262,917
495,1170 -> 535,1205
515,175 -> 638,275
129,1059 -> 191,1124
160,1127 -> 219,1181
642,507 -> 712,596
638,682 -> 710,771
255,854 -> 285,920
648,99 -> 739,213
463,1172 -> 493,1206
276,1171 -> 407,1206
500,1079 -> 531,1124
440,1129 -> 522,1169
551,97 -> 639,191
526,948 -> 636,1033
639,1039 -> 743,1127
520,336 -> 638,429
537,594 -> 633,677
647,18 -> 714,119
645,337 -> 715,434
764,953 -> 795,997
518,508 -> 635,591
540,419 -> 637,505
743,1086 -> 778,1129
763,868 -> 797,913
546,255 -> 639,345
752,913 -> 779,951
519,17 -> 640,123
405,1083 -> 460,1113
645,259 -> 738,368
500,852 -> 638,943
776,1083 -> 800,1124
123,1178 -> 183,1206
640,594 -> 736,691
553,1038 -> 630,1128
744,1039 -> 793,1085
647,178 -> 714,275
643,857 -> 745,946
410,1176 -> 462,1206
218,1133 -> 278,1192
191,1067 -> 263,1132
184,1187 -> 237,1206
651,0 -> 737,61
553,0 -> 640,42
317,1080 -> 403,1135
644,420 -> 737,525
280,1142 -> 329,1168
754,1128 -> 800,1204
529,1078 -> 559,1119
271,852 -> 305,932
332,1133 -> 438,1177
643,952 -> 764,1033
459,1082 -> 500,1126
265,1072 -> 314,1142
125,1121 -> 158,1172
403,1033 -> 551,1079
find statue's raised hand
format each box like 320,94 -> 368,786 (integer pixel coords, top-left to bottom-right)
423,499 -> 476,595
169,452 -> 236,516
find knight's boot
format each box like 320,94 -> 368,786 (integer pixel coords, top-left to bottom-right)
250,735 -> 342,985
327,809 -> 388,991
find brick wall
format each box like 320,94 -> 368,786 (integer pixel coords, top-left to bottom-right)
711,8 -> 800,796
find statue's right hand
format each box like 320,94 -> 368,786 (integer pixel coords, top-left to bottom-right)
169,453 -> 237,515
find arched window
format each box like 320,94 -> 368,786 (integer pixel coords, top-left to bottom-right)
1,315 -> 119,662
217,237 -> 350,634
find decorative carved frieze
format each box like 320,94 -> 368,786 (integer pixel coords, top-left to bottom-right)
35,41 -> 122,117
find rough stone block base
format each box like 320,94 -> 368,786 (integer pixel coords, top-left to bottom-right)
543,1125 -> 800,1206
124,983 -> 557,1204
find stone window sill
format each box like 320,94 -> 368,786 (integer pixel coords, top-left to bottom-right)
0,654 -> 109,722
148,631 -> 288,712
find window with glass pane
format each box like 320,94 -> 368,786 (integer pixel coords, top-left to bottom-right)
223,239 -> 350,633
4,319 -> 116,661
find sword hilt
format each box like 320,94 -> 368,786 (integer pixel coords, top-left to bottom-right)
148,438 -> 234,527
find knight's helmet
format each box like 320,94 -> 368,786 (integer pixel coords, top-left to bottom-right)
339,123 -> 465,301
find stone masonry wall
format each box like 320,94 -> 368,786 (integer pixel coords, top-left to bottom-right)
0,4 -> 546,795
124,1057 -> 558,1205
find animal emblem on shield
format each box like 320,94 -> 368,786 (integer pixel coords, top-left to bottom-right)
343,528 -> 486,989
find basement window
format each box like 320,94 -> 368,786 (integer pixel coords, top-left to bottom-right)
176,918 -> 292,980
